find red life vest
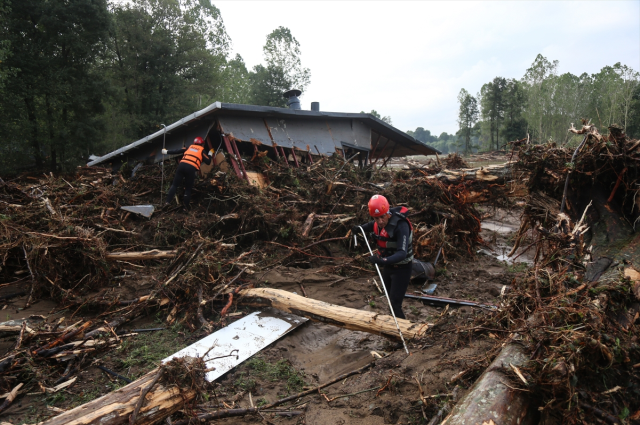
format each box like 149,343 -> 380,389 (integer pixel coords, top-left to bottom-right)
180,145 -> 205,170
372,206 -> 414,264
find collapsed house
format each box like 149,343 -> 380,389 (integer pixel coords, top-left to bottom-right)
87,91 -> 439,183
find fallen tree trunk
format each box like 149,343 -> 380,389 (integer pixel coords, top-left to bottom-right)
441,343 -> 534,425
431,162 -> 521,183
427,163 -> 528,203
40,368 -> 196,425
237,288 -> 430,340
105,250 -> 177,261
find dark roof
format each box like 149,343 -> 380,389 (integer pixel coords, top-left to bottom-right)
88,102 -> 439,166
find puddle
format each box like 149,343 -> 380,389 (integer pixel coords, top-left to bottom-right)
482,220 -> 518,234
496,254 -> 532,265
480,212 -> 534,265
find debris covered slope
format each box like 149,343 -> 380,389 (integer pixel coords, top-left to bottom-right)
0,153 -> 506,423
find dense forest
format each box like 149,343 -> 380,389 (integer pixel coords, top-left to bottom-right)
0,0 -> 310,173
409,55 -> 640,154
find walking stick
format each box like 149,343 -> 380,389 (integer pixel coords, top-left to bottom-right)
160,124 -> 166,205
356,226 -> 410,354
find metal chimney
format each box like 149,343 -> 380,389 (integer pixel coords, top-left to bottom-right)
283,89 -> 302,110
311,102 -> 320,112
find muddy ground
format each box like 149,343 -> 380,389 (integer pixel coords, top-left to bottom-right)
1,207 -> 530,425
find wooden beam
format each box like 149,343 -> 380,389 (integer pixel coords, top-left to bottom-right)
237,288 -> 430,340
222,135 -> 243,180
290,148 -> 300,168
380,144 -> 397,168
372,138 -> 390,165
229,138 -> 248,181
370,132 -> 382,159
105,250 -> 177,261
41,368 -> 197,425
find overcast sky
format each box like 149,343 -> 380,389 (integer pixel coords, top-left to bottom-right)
216,1 -> 640,135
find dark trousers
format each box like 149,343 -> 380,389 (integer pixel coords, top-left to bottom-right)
381,263 -> 412,319
167,163 -> 197,208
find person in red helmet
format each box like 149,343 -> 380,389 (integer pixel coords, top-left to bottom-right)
163,136 -> 213,210
352,194 -> 414,319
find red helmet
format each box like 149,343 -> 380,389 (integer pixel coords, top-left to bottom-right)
368,195 -> 389,217
193,137 -> 204,145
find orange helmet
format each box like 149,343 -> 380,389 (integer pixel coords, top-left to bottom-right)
368,195 -> 389,217
193,136 -> 204,145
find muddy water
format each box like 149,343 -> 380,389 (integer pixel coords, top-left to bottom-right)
274,323 -> 384,383
480,207 -> 534,265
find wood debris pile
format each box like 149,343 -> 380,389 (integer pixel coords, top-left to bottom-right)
467,124 -> 640,423
440,153 -> 469,170
0,152 -> 515,422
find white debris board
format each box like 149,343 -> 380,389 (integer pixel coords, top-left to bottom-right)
121,205 -> 155,218
162,308 -> 307,382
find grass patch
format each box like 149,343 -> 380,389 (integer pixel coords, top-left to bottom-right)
235,356 -> 306,395
115,321 -> 189,379
507,262 -> 529,273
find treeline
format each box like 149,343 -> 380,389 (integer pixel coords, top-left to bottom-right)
409,54 -> 640,155
0,0 -> 310,173
405,128 -> 458,155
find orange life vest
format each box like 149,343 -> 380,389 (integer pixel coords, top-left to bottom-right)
180,145 -> 205,170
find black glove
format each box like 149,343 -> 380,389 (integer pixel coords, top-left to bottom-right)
368,255 -> 386,265
351,225 -> 361,235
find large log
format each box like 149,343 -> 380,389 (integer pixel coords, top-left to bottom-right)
427,163 -> 528,203
105,250 -> 176,261
41,368 -> 197,425
441,343 -> 535,425
431,162 -> 521,183
238,288 -> 430,340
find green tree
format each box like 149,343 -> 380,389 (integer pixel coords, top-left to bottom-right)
457,89 -> 479,155
219,54 -> 252,104
250,64 -> 291,107
263,26 -> 310,93
407,127 -> 436,143
468,54 -> 639,147
522,54 -> 558,142
104,0 -> 230,147
0,0 -> 13,92
500,79 -> 528,142
590,63 -> 639,130
626,83 -> 640,139
479,77 -> 506,150
0,0 -> 111,171
362,110 -> 392,125
249,27 -> 310,107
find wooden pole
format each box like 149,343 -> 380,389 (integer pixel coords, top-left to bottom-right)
105,250 -> 177,261
237,288 -> 430,340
